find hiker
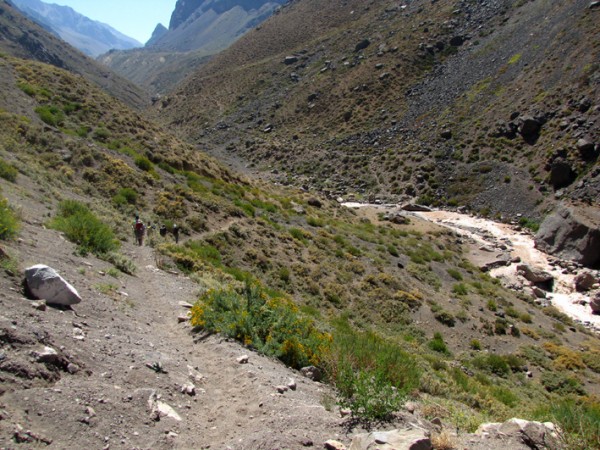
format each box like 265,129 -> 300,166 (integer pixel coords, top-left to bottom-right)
159,224 -> 167,237
134,218 -> 145,246
173,224 -> 180,244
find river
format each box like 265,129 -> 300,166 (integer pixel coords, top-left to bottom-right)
343,203 -> 600,332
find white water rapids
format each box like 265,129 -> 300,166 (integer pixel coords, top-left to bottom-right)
343,203 -> 600,332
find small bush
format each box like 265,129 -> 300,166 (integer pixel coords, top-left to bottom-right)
35,105 -> 64,126
428,332 -> 450,355
452,283 -> 468,295
190,282 -> 330,369
112,188 -> 138,206
49,200 -> 118,255
533,399 -> 600,450
447,268 -> 463,281
134,156 -> 153,172
0,159 -> 18,182
470,339 -> 482,350
540,371 -> 584,395
434,310 -> 456,327
472,354 -> 510,377
0,197 -> 19,240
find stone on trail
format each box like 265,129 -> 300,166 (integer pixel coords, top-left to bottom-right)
300,365 -> 322,381
324,440 -> 346,450
477,418 -> 559,449
401,203 -> 432,212
237,355 -> 249,364
33,346 -> 59,364
287,378 -> 297,391
178,301 -> 194,309
180,383 -> 196,396
24,264 -> 81,306
348,429 -> 432,450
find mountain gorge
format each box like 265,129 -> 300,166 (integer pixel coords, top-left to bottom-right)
9,0 -> 141,57
98,0 -> 287,94
1,0 -> 600,448
161,0 -> 599,233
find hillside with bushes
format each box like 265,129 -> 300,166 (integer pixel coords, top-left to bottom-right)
0,0 -> 599,448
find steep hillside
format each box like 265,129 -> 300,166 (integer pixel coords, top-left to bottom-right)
1,48 -> 600,448
161,0 -> 599,223
98,0 -> 286,94
0,0 -> 148,109
10,0 -> 141,57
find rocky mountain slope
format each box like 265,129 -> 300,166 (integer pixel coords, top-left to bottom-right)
160,0 -> 599,231
10,0 -> 141,57
98,0 -> 286,94
0,0 -> 148,109
1,2 -> 600,448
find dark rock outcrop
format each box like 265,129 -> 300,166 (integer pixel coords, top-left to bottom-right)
535,205 -> 600,268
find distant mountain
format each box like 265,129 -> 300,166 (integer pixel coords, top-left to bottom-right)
0,1 -> 148,109
145,23 -> 168,47
10,0 -> 141,57
99,0 -> 286,94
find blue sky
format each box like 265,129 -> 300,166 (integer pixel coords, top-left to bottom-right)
48,0 -> 178,43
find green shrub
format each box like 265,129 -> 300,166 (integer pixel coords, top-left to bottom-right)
49,200 -> 118,255
104,252 -> 136,275
518,217 -> 540,232
472,354 -> 510,377
0,159 -> 18,182
0,197 -> 19,240
35,105 -> 64,126
112,187 -> 138,206
533,399 -> 600,450
583,351 -> 600,373
428,332 -> 450,355
447,268 -> 463,281
190,282 -> 330,369
134,156 -> 153,172
540,371 -> 584,395
470,339 -> 482,350
326,320 -> 420,422
306,216 -> 324,227
452,283 -> 468,295
434,310 -> 456,327
93,127 -> 111,142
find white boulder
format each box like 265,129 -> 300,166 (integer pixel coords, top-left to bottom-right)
24,265 -> 81,306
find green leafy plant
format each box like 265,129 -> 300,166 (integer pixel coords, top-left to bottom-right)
0,197 -> 19,240
49,200 -> 118,256
0,159 -> 18,182
35,105 -> 64,126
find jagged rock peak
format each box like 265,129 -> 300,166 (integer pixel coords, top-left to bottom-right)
146,23 -> 168,47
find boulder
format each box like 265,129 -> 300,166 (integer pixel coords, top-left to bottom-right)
577,138 -> 597,160
516,264 -> 553,283
518,115 -> 541,139
24,265 -> 81,306
498,418 -> 559,449
535,204 -> 600,268
348,429 -> 432,450
549,159 -> 575,189
300,365 -> 322,381
401,204 -> 432,212
591,293 -> 600,314
574,271 -> 597,291
354,39 -> 370,52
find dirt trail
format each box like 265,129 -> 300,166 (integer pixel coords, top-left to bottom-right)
0,194 -> 346,449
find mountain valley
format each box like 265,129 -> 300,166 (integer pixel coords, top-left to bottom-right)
0,0 -> 599,449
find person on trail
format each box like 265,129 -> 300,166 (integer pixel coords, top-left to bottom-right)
134,218 -> 145,246
159,224 -> 167,237
173,224 -> 180,244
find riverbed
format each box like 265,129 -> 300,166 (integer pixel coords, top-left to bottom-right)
343,203 -> 600,331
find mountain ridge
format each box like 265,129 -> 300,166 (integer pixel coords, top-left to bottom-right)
99,0 -> 286,94
10,0 -> 141,57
